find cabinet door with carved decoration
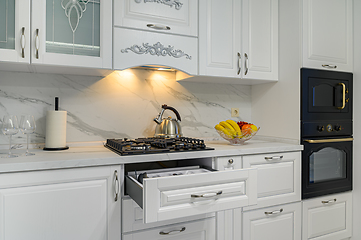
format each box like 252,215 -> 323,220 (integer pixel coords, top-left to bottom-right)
114,0 -> 198,37
31,0 -> 112,69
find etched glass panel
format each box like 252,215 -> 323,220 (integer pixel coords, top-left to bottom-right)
46,0 -> 100,57
0,0 -> 15,50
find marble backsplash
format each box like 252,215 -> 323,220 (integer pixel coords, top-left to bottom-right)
0,69 -> 252,146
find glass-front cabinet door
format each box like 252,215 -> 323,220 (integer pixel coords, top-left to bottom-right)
0,0 -> 30,63
31,0 -> 112,69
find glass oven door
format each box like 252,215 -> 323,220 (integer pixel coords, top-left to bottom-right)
302,138 -> 352,199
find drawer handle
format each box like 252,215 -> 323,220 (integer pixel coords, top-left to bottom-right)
191,191 -> 222,198
21,27 -> 26,58
322,198 -> 337,204
114,170 -> 120,202
147,24 -> 171,30
159,227 -> 186,235
264,155 -> 283,160
322,64 -> 337,69
228,159 -> 234,164
265,208 -> 283,215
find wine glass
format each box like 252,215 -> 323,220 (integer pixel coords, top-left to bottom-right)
1,115 -> 19,158
19,115 -> 36,156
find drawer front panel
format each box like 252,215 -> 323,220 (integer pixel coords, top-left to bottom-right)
122,197 -> 213,233
114,0 -> 198,36
122,217 -> 215,240
113,27 -> 198,75
302,192 -> 352,240
214,155 -> 242,171
243,151 -> 301,210
243,202 -> 302,240
127,168 -> 257,223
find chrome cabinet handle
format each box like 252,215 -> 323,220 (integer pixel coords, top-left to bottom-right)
237,52 -> 241,75
20,27 -> 26,58
338,82 -> 346,110
35,29 -> 40,59
147,24 -> 171,30
244,53 -> 249,75
265,155 -> 283,161
159,227 -> 186,235
191,190 -> 222,198
114,170 -> 120,202
322,198 -> 337,204
322,64 -> 337,69
265,208 -> 283,215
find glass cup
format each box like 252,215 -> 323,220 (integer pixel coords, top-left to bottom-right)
1,115 -> 19,158
19,115 -> 36,156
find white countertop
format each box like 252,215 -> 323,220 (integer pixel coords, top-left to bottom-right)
0,139 -> 303,173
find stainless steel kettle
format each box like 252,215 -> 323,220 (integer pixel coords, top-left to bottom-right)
154,104 -> 182,138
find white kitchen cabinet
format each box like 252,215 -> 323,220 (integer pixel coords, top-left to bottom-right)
243,202 -> 302,240
243,151 -> 301,210
113,27 -> 198,74
122,217 -> 215,240
198,0 -> 241,78
302,0 -> 353,72
0,166 -> 121,240
302,191 -> 352,240
0,0 -> 112,73
216,208 -> 242,240
125,165 -> 257,223
242,0 -> 279,80
0,0 -> 30,64
31,0 -> 112,70
114,0 -> 198,37
198,0 -> 278,81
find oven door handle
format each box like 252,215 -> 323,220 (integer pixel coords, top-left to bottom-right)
338,83 -> 346,110
304,138 -> 353,143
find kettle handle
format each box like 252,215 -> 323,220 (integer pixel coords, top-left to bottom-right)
162,104 -> 182,121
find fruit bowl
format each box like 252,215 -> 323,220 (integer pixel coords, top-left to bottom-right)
216,127 -> 260,145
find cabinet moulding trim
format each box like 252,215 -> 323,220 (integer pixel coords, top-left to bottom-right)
121,42 -> 192,59
134,0 -> 183,10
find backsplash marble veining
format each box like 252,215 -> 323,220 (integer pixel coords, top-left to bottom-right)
0,69 -> 251,146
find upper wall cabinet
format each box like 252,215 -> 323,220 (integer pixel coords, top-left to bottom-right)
0,0 -> 30,64
198,0 -> 278,81
302,0 -> 353,72
31,0 -> 112,69
1,0 -> 112,72
114,0 -> 198,37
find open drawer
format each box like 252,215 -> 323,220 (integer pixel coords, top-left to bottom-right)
126,166 -> 257,223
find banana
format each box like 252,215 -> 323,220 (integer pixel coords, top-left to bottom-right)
226,120 -> 242,137
219,121 -> 237,136
215,123 -> 234,139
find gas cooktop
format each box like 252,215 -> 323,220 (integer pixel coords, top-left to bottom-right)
105,137 -> 214,156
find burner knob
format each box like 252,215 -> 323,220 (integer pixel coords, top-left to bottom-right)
334,125 -> 342,131
317,125 -> 324,132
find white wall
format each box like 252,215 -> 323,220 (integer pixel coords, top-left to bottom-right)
251,0 -> 301,142
352,1 -> 361,239
0,69 -> 252,146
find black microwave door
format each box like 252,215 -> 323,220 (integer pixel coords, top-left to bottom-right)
308,78 -> 349,113
301,68 -> 353,121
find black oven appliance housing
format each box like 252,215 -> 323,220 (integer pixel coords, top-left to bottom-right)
301,68 -> 353,199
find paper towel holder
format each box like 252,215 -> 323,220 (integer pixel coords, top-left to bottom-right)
43,97 -> 69,151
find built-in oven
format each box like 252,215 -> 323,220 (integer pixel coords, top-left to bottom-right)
301,68 -> 353,199
301,136 -> 352,199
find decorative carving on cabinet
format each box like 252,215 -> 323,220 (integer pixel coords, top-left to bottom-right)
121,42 -> 192,59
134,0 -> 183,10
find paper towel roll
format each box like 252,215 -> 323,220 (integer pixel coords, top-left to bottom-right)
45,110 -> 68,150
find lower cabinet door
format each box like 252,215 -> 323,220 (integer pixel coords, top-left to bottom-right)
243,202 -> 302,240
302,191 -> 352,240
122,217 -> 215,240
0,166 -> 121,240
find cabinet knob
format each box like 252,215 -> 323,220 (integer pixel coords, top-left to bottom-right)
228,159 -> 234,164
